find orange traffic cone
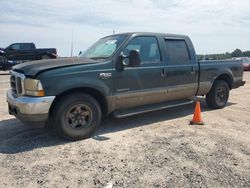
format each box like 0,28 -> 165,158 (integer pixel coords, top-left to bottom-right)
190,101 -> 204,125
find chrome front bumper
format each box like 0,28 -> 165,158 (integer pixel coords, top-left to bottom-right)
7,90 -> 55,122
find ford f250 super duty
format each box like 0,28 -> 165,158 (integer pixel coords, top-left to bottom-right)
7,32 -> 245,140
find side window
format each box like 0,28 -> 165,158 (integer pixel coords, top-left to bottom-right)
10,44 -> 21,50
21,44 -> 34,50
124,36 -> 161,63
165,39 -> 191,64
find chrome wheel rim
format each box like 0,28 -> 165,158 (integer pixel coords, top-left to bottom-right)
216,86 -> 227,104
65,104 -> 93,129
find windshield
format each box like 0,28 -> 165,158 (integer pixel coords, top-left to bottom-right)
242,59 -> 250,63
80,35 -> 128,59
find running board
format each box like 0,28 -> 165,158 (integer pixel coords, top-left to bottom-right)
113,99 -> 193,118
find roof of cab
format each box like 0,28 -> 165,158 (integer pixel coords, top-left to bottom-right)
105,32 -> 188,39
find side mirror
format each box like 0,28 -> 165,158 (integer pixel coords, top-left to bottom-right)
129,50 -> 141,67
115,50 -> 141,71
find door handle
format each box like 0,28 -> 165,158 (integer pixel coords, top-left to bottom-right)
191,66 -> 196,75
161,69 -> 167,77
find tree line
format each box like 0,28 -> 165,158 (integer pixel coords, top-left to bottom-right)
197,49 -> 250,60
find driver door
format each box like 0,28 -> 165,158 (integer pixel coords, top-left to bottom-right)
6,44 -> 22,61
113,36 -> 167,110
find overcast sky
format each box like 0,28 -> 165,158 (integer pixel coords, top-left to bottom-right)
0,0 -> 250,56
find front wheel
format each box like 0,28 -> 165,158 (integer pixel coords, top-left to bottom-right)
0,56 -> 8,70
0,56 -> 8,63
206,80 -> 229,109
51,93 -> 102,140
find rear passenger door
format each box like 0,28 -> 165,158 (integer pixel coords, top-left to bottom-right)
162,38 -> 199,100
20,44 -> 36,60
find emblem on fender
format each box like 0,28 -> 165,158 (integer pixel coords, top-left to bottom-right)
99,73 -> 112,80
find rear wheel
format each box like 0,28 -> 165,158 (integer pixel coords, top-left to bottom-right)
42,55 -> 50,59
206,80 -> 229,109
51,93 -> 102,140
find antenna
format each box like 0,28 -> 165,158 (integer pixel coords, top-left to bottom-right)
71,27 -> 74,57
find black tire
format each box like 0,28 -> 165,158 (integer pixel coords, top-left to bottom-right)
206,80 -> 230,109
0,55 -> 7,62
0,56 -> 8,70
51,93 -> 102,140
42,55 -> 50,59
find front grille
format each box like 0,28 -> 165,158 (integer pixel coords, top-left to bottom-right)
10,71 -> 25,97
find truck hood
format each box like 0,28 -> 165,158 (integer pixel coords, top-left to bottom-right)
12,57 -> 97,76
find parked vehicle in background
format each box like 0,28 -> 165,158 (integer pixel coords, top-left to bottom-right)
0,58 -> 19,71
242,59 -> 250,71
7,32 -> 245,140
0,43 -> 57,70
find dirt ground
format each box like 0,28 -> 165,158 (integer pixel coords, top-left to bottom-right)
0,71 -> 249,188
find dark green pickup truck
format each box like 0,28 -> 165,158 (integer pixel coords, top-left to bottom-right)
7,32 -> 245,140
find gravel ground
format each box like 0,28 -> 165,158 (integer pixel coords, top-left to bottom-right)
0,71 -> 249,188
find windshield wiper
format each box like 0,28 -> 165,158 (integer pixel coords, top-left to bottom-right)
89,56 -> 109,60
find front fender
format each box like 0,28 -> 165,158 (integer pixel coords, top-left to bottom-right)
39,71 -> 113,97
54,77 -> 111,96
0,50 -> 6,57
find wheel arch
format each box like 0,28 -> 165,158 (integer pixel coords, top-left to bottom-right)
213,73 -> 233,89
49,87 -> 109,118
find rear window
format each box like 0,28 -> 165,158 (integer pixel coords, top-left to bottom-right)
21,44 -> 34,50
165,39 -> 191,64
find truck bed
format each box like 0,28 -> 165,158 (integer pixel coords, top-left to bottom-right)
36,48 -> 57,55
197,59 -> 243,95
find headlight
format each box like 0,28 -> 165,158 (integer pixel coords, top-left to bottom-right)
24,78 -> 45,96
